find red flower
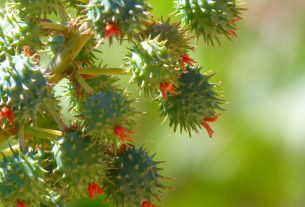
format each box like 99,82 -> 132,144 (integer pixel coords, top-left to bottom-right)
0,106 -> 15,127
226,29 -> 237,38
230,17 -> 241,25
142,201 -> 157,207
160,82 -> 177,100
88,182 -> 104,199
201,114 -> 220,138
17,200 -> 26,207
114,125 -> 135,142
179,54 -> 195,72
105,22 -> 120,38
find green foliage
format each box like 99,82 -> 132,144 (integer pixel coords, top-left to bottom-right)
125,37 -> 181,97
0,54 -> 51,125
103,146 -> 164,207
175,0 -> 243,45
51,131 -> 108,204
81,90 -> 136,142
85,0 -> 151,42
9,0 -> 63,18
0,149 -> 49,206
160,66 -> 224,135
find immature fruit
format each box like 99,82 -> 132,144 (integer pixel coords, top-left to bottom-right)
85,0 -> 151,41
0,54 -> 51,125
9,0 -> 63,18
0,8 -> 41,55
125,37 -> 180,97
175,0 -> 242,45
0,149 -> 49,207
160,66 -> 224,136
51,131 -> 108,203
140,18 -> 193,54
81,90 -> 135,142
103,146 -> 164,207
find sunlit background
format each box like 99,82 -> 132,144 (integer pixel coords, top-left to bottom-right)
74,0 -> 305,206
75,0 -> 305,207
2,0 -> 305,206
71,0 -> 305,206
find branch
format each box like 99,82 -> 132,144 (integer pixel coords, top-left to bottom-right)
38,22 -> 69,34
74,70 -> 95,95
79,68 -> 131,76
46,22 -> 93,84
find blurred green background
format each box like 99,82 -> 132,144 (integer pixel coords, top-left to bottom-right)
2,0 -> 305,206
73,0 -> 305,206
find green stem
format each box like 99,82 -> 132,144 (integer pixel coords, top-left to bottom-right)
38,22 -> 69,34
57,5 -> 68,25
17,124 -> 26,152
44,100 -> 68,132
25,126 -> 63,140
79,68 -> 131,76
47,22 -> 92,84
74,70 -> 95,95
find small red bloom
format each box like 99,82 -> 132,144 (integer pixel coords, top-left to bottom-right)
230,17 -> 241,25
0,106 -> 15,127
88,182 -> 104,199
160,82 -> 177,100
179,54 -> 195,72
201,114 -> 220,138
17,200 -> 26,207
114,125 -> 135,142
142,201 -> 157,207
105,22 -> 120,38
227,29 -> 237,38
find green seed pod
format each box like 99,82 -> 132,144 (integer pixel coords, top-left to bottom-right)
0,149 -> 49,206
103,146 -> 164,207
0,8 -> 41,55
85,0 -> 151,42
125,37 -> 181,97
9,0 -> 63,18
81,90 -> 136,142
51,131 -> 108,204
160,65 -> 224,136
175,0 -> 243,45
0,54 -> 52,125
140,18 -> 193,54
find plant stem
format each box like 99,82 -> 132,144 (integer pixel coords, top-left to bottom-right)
74,70 -> 95,95
79,68 -> 131,76
17,124 -> 26,152
38,22 -> 69,34
44,100 -> 68,132
25,126 -> 63,140
57,5 -> 68,25
47,22 -> 92,84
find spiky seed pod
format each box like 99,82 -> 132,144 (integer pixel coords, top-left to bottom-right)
175,0 -> 243,45
125,37 -> 181,97
0,8 -> 41,56
140,18 -> 193,54
159,66 -> 224,136
103,146 -> 164,207
62,75 -> 118,113
9,0 -> 63,18
81,90 -> 136,142
85,0 -> 151,42
0,149 -> 50,206
0,54 -> 52,126
64,0 -> 87,12
51,131 -> 108,204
